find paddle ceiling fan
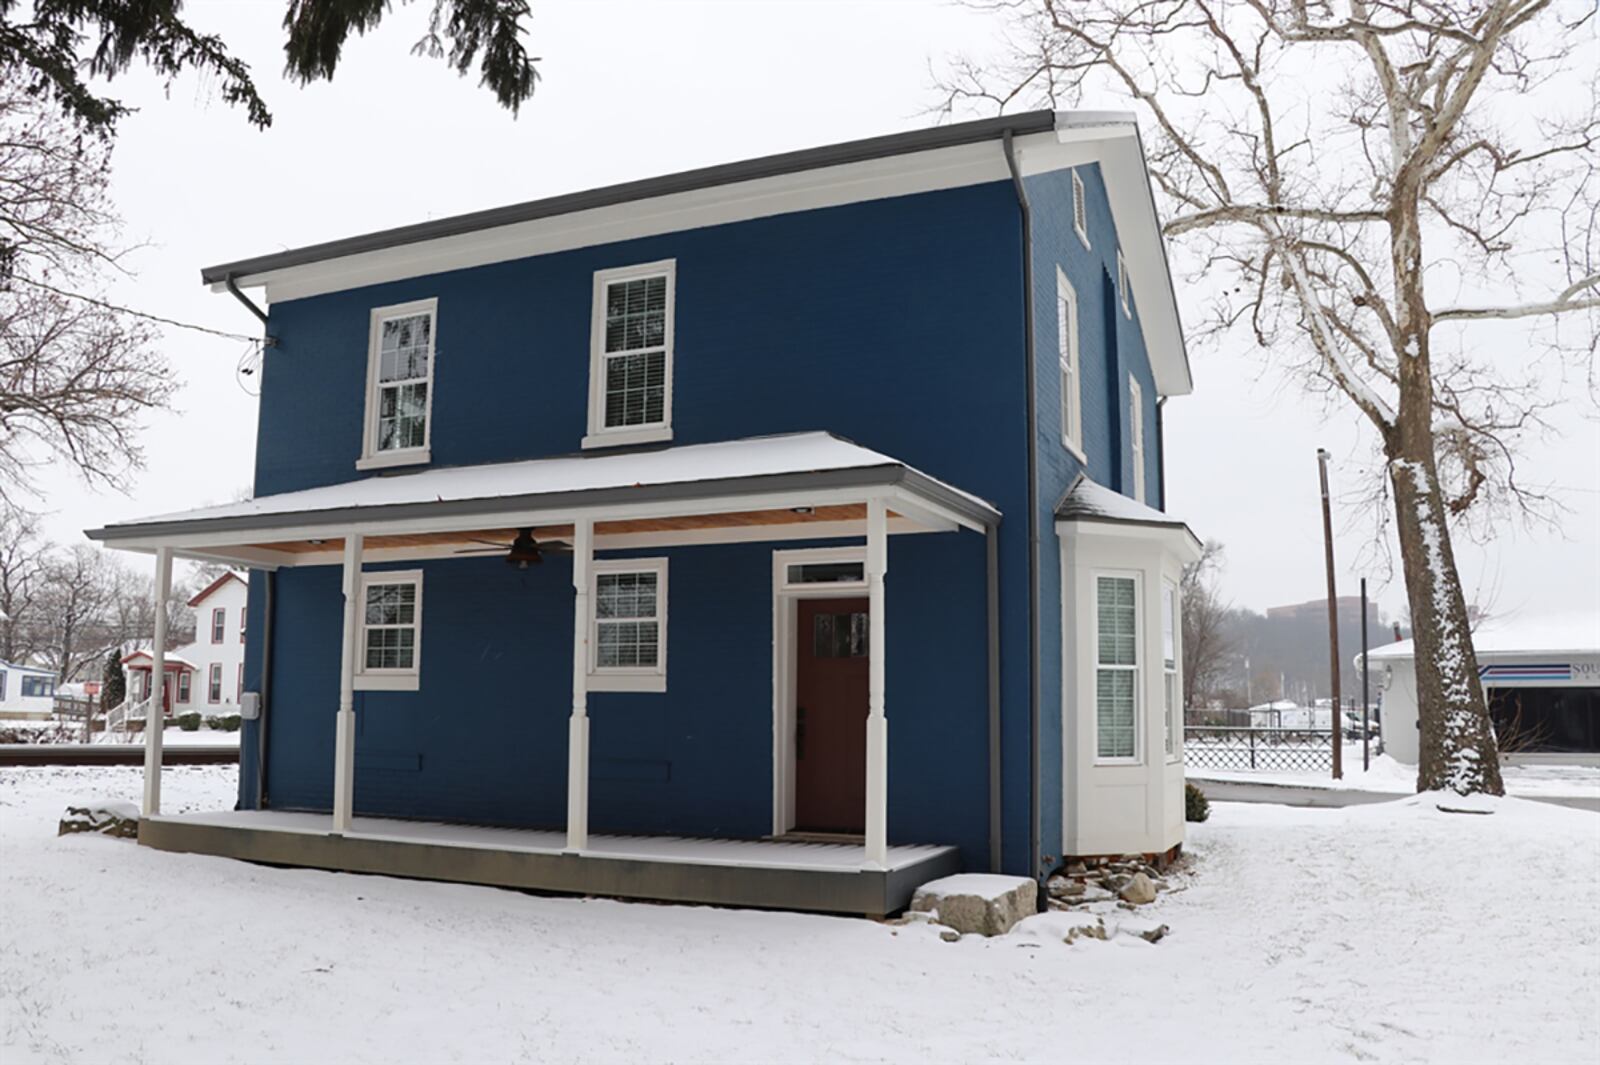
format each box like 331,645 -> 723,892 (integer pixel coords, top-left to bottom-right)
455,527 -> 573,568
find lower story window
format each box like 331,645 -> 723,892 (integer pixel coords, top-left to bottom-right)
1163,578 -> 1180,759
177,672 -> 191,703
20,675 -> 54,699
1096,574 -> 1139,761
590,558 -> 667,692
355,570 -> 423,691
208,664 -> 223,703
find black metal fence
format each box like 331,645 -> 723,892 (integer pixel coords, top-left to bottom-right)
1183,726 -> 1333,772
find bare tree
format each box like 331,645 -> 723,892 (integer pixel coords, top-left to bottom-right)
0,501 -> 46,662
0,86 -> 175,502
941,0 -> 1599,796
1181,541 -> 1234,709
32,543 -> 122,682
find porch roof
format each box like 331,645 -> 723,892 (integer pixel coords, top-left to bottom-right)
86,432 -> 999,568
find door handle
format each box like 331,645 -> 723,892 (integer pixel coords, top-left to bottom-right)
796,706 -> 806,761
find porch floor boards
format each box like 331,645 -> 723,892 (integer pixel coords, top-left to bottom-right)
146,809 -> 952,873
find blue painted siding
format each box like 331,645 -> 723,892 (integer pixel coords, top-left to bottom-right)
239,181 -> 1036,873
1026,163 -> 1163,871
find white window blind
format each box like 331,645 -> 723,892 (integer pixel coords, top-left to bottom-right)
1096,575 -> 1139,761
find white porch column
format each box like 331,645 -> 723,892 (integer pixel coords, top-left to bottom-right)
332,533 -> 363,834
141,547 -> 173,817
566,518 -> 594,852
864,498 -> 889,869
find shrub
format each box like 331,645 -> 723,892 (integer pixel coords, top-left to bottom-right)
176,711 -> 202,732
204,715 -> 222,730
1185,781 -> 1210,823
220,714 -> 242,732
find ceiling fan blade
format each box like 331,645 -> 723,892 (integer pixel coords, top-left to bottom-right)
538,541 -> 573,553
464,538 -> 512,548
453,546 -> 506,554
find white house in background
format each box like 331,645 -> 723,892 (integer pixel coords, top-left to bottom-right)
123,573 -> 249,716
1362,612 -> 1600,766
0,659 -> 58,720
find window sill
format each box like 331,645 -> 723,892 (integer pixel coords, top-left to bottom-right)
581,426 -> 672,450
355,673 -> 420,692
1074,226 -> 1091,251
588,671 -> 666,693
357,448 -> 431,472
1062,437 -> 1088,465
1092,758 -> 1144,768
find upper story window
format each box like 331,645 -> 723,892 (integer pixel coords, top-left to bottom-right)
240,606 -> 247,644
1117,249 -> 1132,318
1056,267 -> 1084,460
359,298 -> 438,470
1071,170 -> 1090,249
1129,376 -> 1146,504
210,607 -> 226,644
586,260 -> 675,449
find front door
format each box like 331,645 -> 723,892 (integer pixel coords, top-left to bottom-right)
794,597 -> 869,833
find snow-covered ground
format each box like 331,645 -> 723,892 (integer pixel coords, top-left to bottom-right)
2,765 -> 1597,1064
1192,747 -> 1600,801
0,724 -> 240,748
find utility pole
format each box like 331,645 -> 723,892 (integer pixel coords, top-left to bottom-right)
1317,449 -> 1343,780
1361,577 -> 1371,773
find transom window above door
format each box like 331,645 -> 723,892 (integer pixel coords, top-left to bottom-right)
360,299 -> 437,470
586,261 -> 675,449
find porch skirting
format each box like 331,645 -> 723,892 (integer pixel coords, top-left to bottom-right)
140,811 -> 960,917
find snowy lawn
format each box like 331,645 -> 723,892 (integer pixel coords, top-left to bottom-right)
2,766 -> 1597,1064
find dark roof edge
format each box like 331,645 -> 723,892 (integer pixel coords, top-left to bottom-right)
200,111 -> 1059,285
86,462 -> 1000,543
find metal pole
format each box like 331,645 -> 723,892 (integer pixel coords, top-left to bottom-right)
1361,577 -> 1371,773
1317,449 -> 1343,780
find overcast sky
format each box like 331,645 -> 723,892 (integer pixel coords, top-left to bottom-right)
26,0 -> 1600,625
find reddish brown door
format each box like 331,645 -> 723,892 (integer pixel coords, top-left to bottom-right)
794,597 -> 869,833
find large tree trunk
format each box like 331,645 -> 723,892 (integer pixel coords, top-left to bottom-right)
1388,449 -> 1505,796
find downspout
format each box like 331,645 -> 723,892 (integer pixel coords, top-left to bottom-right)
1002,130 -> 1042,885
255,570 -> 275,809
985,523 -> 1001,873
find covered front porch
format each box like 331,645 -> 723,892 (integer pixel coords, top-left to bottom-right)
90,433 -> 1002,914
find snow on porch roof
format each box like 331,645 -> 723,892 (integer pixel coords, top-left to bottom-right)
86,432 -> 1000,543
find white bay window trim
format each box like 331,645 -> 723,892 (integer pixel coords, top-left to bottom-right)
588,557 -> 668,692
1057,267 -> 1085,461
584,259 -> 676,450
1094,569 -> 1142,765
1163,577 -> 1181,762
1117,248 -> 1132,319
354,569 -> 423,692
358,298 -> 438,471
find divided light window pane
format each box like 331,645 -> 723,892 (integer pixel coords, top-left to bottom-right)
1097,575 -> 1138,760
363,582 -> 418,671
596,571 -> 660,668
375,312 -> 433,453
602,275 -> 668,429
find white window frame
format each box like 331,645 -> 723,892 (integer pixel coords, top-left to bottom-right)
588,557 -> 668,692
1129,375 -> 1146,504
358,298 -> 438,471
354,569 -> 423,692
1071,169 -> 1090,248
1056,267 -> 1085,461
1117,248 -> 1132,318
1093,570 -> 1142,765
584,260 -> 676,450
1163,577 -> 1181,762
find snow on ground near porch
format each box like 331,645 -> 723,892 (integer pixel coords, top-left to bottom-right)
2,766 -> 1597,1064
1191,747 -> 1600,801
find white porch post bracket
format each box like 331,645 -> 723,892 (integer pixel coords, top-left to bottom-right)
864,497 -> 889,870
566,518 -> 595,852
141,547 -> 173,818
332,533 -> 364,835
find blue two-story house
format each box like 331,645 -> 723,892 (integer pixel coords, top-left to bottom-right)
89,111 -> 1200,916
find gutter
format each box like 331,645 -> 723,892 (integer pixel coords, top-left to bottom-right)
1002,130 -> 1043,886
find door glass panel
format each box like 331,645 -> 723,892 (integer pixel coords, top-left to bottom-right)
813,612 -> 869,658
787,561 -> 865,585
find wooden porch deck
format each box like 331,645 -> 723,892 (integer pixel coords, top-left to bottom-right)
140,810 -> 961,916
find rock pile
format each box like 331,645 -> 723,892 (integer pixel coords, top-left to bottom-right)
1045,854 -> 1176,912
